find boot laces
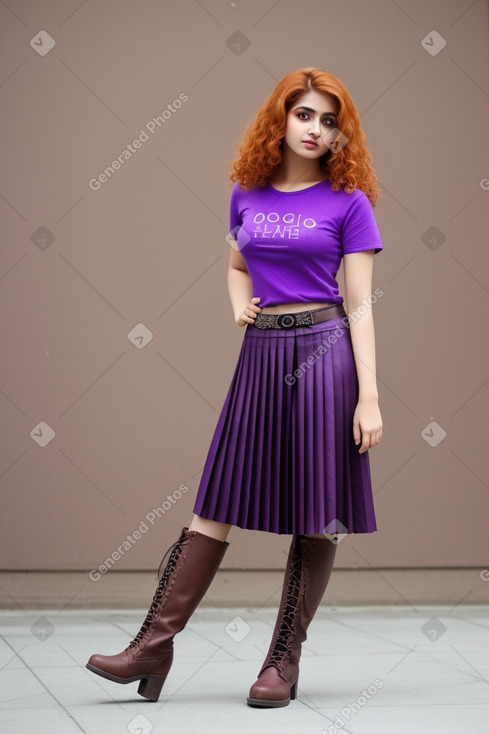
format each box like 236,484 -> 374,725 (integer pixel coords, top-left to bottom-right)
266,538 -> 305,671
126,532 -> 192,650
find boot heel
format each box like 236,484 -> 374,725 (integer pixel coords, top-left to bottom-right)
290,680 -> 297,700
138,674 -> 167,701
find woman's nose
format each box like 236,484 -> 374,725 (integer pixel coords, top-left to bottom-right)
308,117 -> 321,135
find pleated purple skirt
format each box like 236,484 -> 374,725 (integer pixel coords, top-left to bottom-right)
192,312 -> 377,535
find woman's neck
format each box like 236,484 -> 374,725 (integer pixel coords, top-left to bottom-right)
271,151 -> 327,188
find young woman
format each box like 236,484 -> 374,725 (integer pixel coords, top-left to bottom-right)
86,66 -> 384,708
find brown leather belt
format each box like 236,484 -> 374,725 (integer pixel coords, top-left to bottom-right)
252,303 -> 347,330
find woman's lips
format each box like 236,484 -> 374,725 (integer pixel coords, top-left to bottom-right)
303,140 -> 318,148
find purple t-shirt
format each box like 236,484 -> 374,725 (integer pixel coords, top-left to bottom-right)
229,179 -> 383,307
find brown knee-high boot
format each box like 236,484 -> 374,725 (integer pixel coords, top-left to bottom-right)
86,527 -> 228,702
247,534 -> 337,707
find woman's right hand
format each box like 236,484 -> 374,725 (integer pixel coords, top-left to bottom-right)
236,297 -> 261,326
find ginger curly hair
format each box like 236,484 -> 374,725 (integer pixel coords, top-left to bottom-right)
228,67 -> 381,206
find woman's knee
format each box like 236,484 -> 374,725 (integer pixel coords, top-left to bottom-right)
189,514 -> 232,542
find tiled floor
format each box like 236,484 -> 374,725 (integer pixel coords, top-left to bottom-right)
1,605 -> 488,733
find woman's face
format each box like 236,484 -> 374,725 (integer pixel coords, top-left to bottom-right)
283,89 -> 340,160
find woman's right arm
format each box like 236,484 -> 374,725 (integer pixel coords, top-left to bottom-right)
227,244 -> 261,326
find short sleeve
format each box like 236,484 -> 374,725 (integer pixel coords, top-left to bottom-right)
229,181 -> 242,237
341,190 -> 383,255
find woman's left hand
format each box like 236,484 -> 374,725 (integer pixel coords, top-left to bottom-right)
353,397 -> 383,454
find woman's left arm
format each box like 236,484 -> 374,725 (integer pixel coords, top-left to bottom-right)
343,250 -> 383,454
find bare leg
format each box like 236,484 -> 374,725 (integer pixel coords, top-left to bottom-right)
189,514 -> 232,542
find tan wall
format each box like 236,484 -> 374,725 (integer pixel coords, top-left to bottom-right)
1,0 -> 488,579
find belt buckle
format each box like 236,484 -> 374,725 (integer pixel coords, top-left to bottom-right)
277,313 -> 297,329
277,310 -> 315,328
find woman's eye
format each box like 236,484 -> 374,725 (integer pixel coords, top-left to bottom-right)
296,112 -> 335,125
